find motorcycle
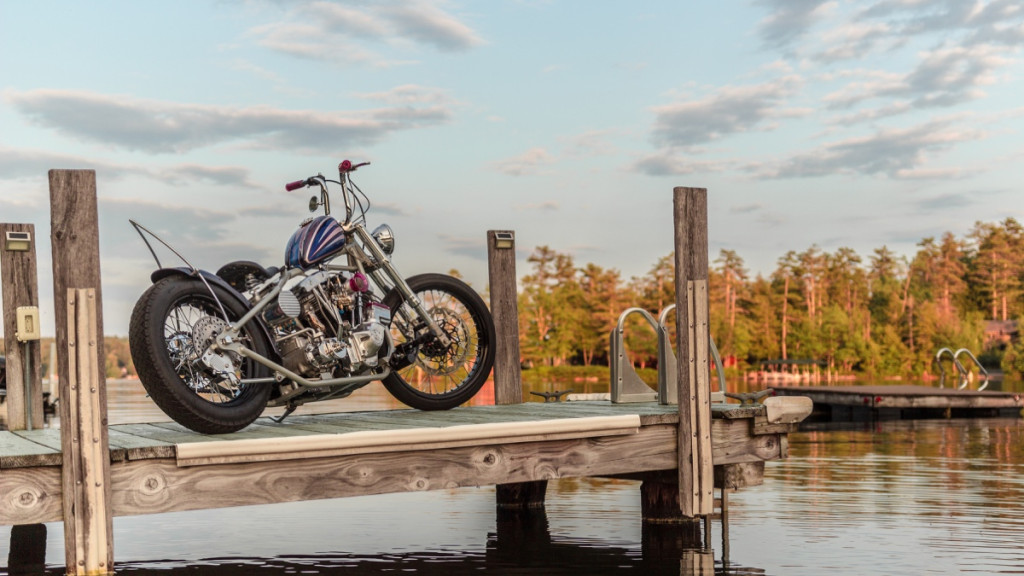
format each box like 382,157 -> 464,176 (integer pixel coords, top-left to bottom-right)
128,160 -> 496,434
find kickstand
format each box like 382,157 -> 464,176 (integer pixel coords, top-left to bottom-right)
270,405 -> 297,424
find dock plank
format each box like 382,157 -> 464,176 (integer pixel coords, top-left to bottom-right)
11,429 -> 63,451
108,423 -> 221,447
107,429 -> 175,461
262,415 -> 415,435
0,403 -> 758,469
0,431 -> 61,468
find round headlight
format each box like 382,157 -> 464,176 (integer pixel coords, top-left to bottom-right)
371,224 -> 395,255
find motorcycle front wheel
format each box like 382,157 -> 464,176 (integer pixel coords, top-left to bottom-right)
382,273 -> 496,410
129,276 -> 273,434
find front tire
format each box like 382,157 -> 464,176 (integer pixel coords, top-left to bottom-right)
129,276 -> 272,434
382,274 -> 495,410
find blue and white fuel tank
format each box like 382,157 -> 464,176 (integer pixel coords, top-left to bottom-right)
284,215 -> 346,269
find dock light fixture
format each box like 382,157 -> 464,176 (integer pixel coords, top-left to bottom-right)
4,230 -> 31,251
493,231 -> 514,249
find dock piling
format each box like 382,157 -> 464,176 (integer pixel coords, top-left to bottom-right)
673,187 -> 714,518
0,222 -> 45,430
488,229 -> 548,509
49,169 -> 114,575
487,230 -> 522,404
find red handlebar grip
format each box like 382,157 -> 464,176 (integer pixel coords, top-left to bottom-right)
285,180 -> 306,192
338,160 -> 370,173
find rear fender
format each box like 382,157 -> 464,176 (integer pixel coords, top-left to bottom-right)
149,267 -> 281,363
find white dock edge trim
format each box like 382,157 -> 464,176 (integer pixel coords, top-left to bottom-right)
176,414 -> 642,467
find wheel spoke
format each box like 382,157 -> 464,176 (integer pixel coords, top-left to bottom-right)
157,294 -> 254,407
391,287 -> 485,396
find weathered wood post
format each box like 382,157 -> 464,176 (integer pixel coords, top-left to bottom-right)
50,169 -> 113,575
487,230 -> 546,508
487,230 -> 522,404
0,222 -> 44,430
673,187 -> 714,519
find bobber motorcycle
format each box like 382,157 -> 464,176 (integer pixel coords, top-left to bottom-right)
129,160 -> 495,433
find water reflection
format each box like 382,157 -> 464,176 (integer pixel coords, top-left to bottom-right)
729,417 -> 1024,574
6,488 -> 752,576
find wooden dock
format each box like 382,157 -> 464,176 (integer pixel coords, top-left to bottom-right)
1,172 -> 794,574
0,401 -> 792,526
773,384 -> 1023,421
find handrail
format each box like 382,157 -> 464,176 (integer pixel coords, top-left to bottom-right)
934,347 -> 965,389
608,305 -> 727,405
934,347 -> 989,391
609,308 -> 661,403
659,304 -> 726,402
953,348 -> 989,391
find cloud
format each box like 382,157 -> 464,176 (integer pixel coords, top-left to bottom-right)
7,89 -> 453,154
730,203 -> 764,214
0,147 -> 147,181
383,2 -> 484,51
757,0 -> 834,50
813,21 -> 896,63
100,198 -> 281,268
250,22 -> 388,67
438,234 -> 487,260
308,2 -> 392,38
563,130 -> 618,157
0,146 -> 268,193
368,201 -> 413,218
650,76 -> 803,147
157,164 -> 258,188
515,201 -> 560,211
250,0 -> 483,66
237,204 -> 299,218
860,0 -> 1024,47
753,117 -> 985,179
355,84 -> 455,105
631,152 -> 726,177
490,148 -> 554,176
915,192 -> 976,212
824,44 -> 1010,111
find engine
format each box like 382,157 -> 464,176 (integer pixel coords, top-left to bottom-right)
259,271 -> 391,378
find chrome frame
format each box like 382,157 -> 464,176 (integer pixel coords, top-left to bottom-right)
205,167 -> 448,404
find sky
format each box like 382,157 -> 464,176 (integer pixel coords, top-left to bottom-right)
1,0 -> 1023,337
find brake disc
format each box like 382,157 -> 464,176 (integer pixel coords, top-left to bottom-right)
192,316 -> 241,389
418,307 -> 471,376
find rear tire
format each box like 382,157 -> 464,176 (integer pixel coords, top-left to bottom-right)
382,274 -> 495,410
129,276 -> 272,434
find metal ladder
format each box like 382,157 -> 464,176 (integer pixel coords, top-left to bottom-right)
610,304 -> 727,404
934,347 -> 989,390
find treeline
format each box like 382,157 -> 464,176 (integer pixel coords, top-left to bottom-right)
6,218 -> 1023,381
516,218 -> 1024,377
0,337 -> 135,379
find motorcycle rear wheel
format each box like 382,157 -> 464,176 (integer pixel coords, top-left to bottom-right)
382,274 -> 495,410
129,276 -> 272,434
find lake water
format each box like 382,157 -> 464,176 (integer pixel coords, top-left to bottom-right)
3,379 -> 1024,575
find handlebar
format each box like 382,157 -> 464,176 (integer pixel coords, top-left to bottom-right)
284,179 -> 308,192
285,160 -> 369,191
339,160 -> 370,173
